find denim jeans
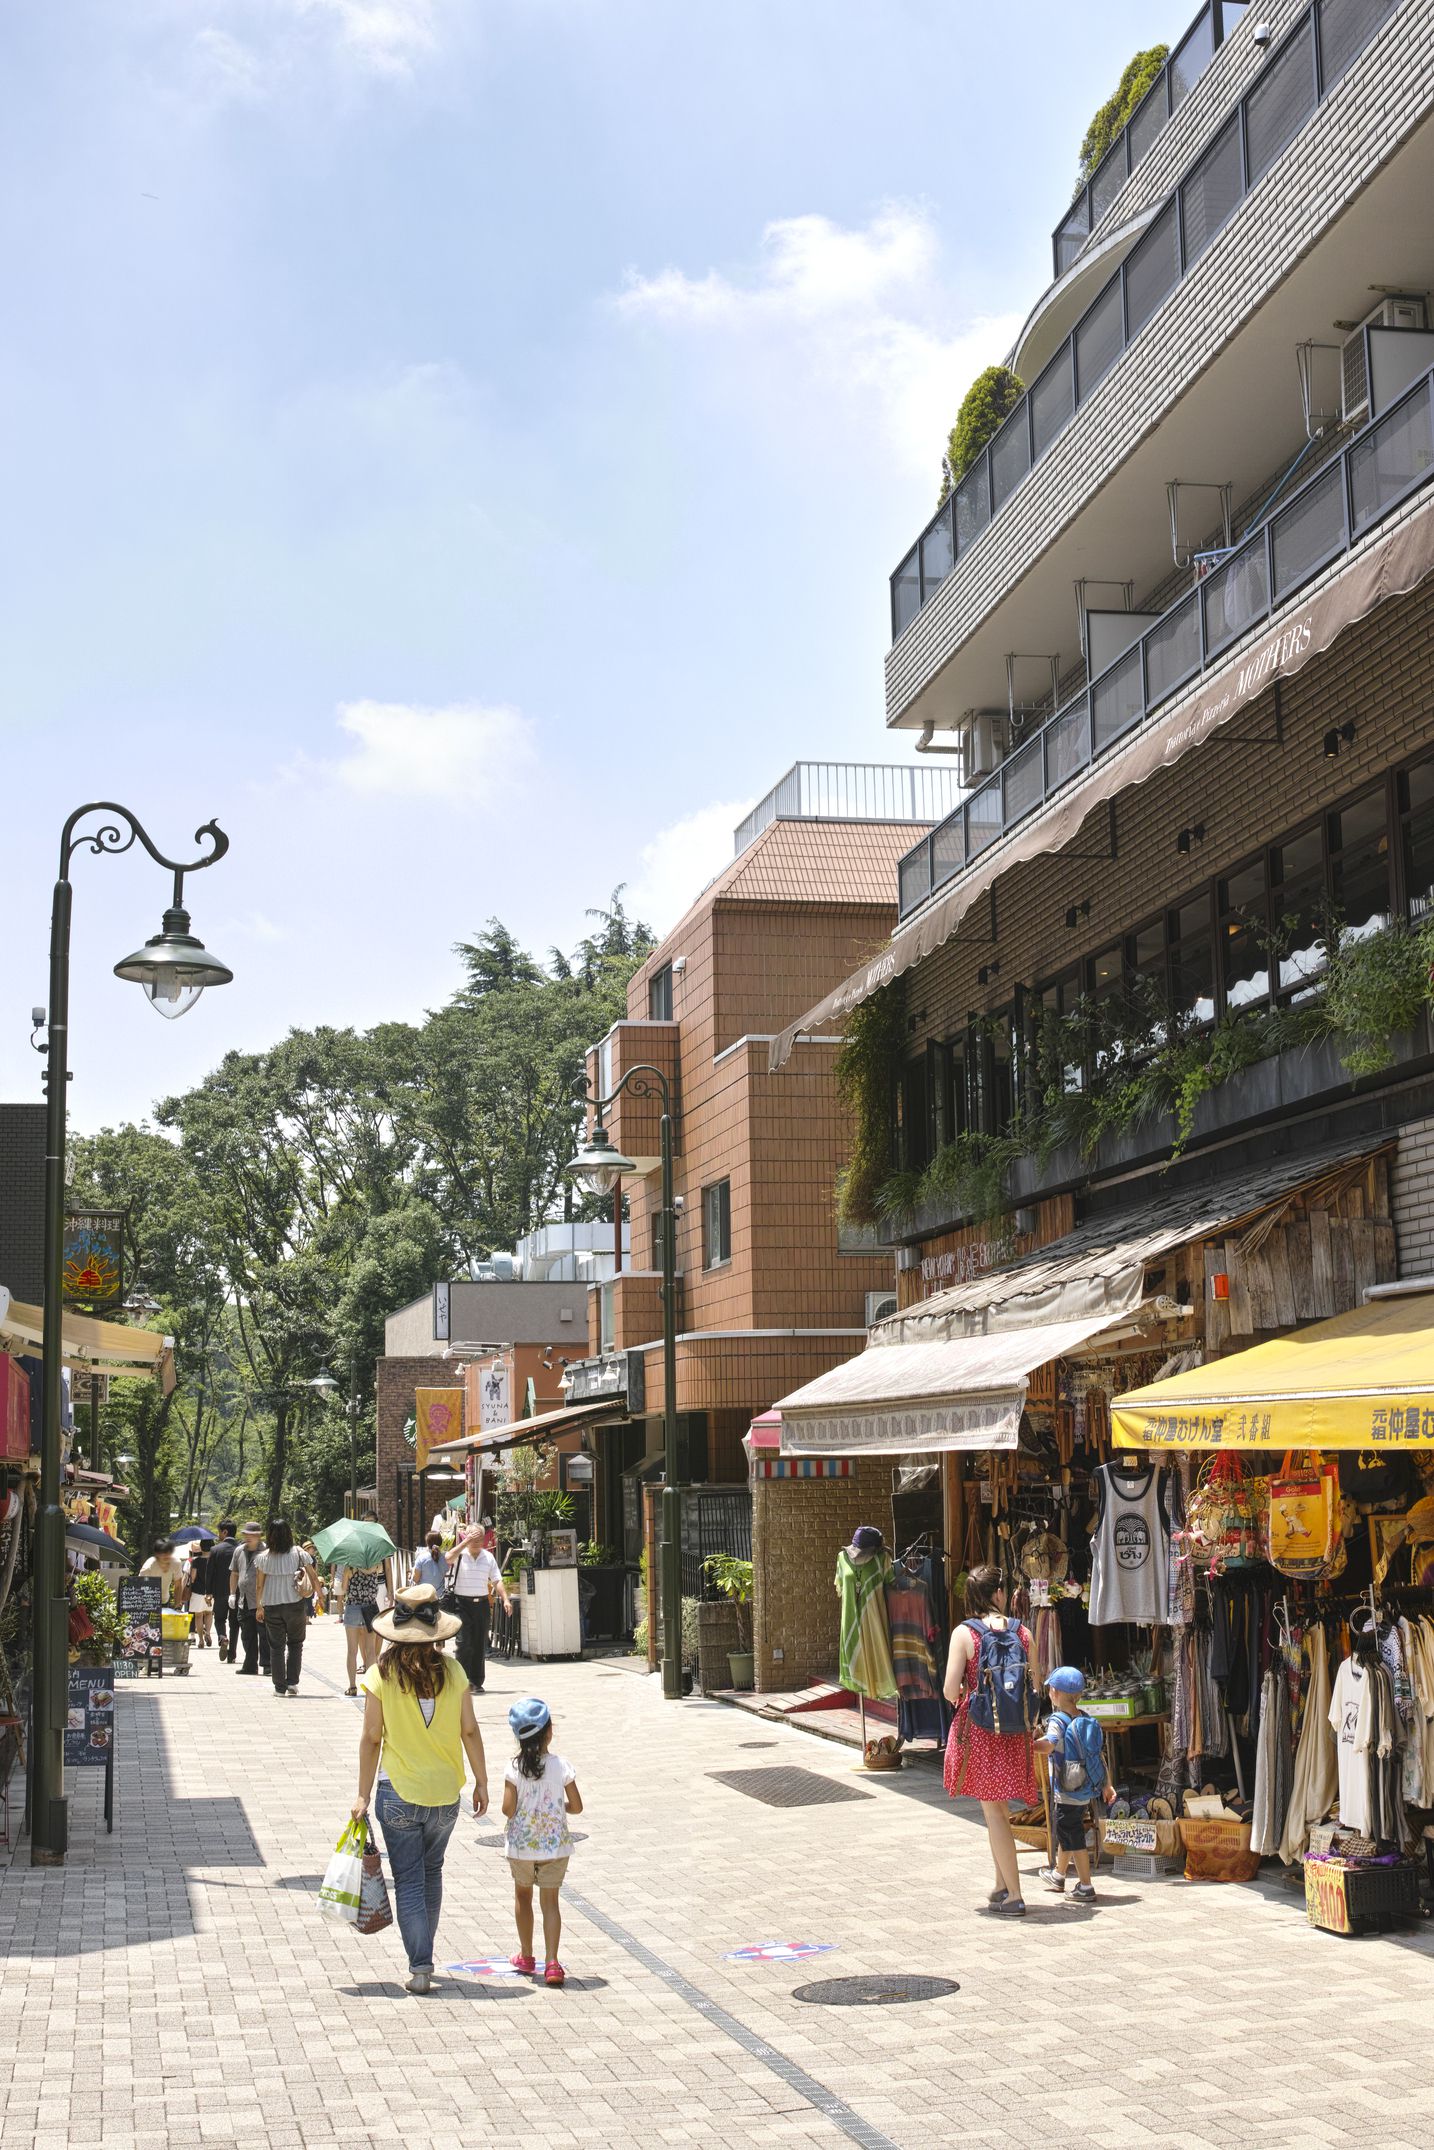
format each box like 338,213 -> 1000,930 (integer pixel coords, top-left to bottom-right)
374,1783 -> 459,1973
264,1600 -> 307,1690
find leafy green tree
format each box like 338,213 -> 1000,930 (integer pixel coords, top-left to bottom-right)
939,366 -> 1025,505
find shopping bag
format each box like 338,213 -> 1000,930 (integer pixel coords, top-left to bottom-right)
354,1817 -> 394,1935
318,1820 -> 365,1923
1266,1452 -> 1339,1577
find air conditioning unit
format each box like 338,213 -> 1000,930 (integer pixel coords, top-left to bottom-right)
1341,295 -> 1429,424
960,711 -> 1007,782
866,1291 -> 899,1327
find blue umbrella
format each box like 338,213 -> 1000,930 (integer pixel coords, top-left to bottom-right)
169,1526 -> 212,1545
66,1521 -> 129,1560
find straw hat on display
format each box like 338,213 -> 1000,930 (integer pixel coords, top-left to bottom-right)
371,1582 -> 461,1645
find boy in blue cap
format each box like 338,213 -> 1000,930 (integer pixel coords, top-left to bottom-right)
503,1696 -> 583,1985
1035,1667 -> 1113,1902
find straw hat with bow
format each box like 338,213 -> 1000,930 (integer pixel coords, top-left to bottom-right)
371,1582 -> 462,1645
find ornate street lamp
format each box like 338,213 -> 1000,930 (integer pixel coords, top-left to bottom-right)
566,1070 -> 683,1701
32,806 -> 231,1865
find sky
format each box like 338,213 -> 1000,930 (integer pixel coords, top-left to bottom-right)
0,0 -> 1164,1131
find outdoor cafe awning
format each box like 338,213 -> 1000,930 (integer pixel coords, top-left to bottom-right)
0,1297 -> 175,1391
427,1397 -> 625,1462
1111,1286 -> 1434,1450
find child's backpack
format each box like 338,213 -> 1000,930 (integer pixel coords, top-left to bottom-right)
966,1618 -> 1034,1736
1058,1709 -> 1107,1796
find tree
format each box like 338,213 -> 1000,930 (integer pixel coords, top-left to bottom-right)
1075,45 -> 1170,196
938,366 -> 1025,505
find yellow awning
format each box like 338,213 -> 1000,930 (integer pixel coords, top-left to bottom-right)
1111,1289 -> 1434,1450
0,1298 -> 175,1391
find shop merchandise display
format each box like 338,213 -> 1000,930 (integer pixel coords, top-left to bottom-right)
883,1547 -> 951,1746
833,1529 -> 897,1703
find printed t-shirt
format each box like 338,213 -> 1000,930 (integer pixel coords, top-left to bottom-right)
1327,1657 -> 1371,1833
504,1752 -> 576,1860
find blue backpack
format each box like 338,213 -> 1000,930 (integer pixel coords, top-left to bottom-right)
966,1619 -> 1034,1735
1056,1709 -> 1108,1796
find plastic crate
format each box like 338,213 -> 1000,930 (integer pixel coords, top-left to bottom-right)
1305,1858 -> 1421,1935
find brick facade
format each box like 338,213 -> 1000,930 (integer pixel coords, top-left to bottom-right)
1392,1113 -> 1434,1276
374,1356 -> 446,1548
751,1460 -> 893,1694
0,1102 -> 46,1305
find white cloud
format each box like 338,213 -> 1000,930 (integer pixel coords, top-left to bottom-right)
614,206 -> 1020,480
303,698 -> 535,804
175,0 -> 449,100
627,799 -> 754,935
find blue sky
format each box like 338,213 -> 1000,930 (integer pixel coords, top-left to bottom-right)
1,0 -> 1162,1129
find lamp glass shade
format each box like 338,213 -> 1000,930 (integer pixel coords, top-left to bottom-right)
565,1122 -> 637,1196
308,1367 -> 340,1394
114,906 -> 233,1021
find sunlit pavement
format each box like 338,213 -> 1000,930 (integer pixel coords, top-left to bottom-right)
2,1617 -> 1433,2150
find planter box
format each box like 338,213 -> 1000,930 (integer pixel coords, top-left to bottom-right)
696,1601 -> 741,1694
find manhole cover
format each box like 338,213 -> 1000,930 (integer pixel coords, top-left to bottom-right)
794,1975 -> 959,2007
708,1767 -> 871,1808
474,1833 -> 508,1848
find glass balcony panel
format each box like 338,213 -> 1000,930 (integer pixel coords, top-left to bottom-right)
1044,697 -> 1091,792
966,777 -> 1003,856
1271,463 -> 1346,599
930,813 -> 967,890
1170,6 -> 1215,106
1091,140 -> 1129,225
954,462 -> 990,550
1246,18 -> 1315,185
1318,0 -> 1399,91
1180,115 -> 1243,263
1055,198 -> 1091,276
920,506 -> 955,597
1143,591 -> 1201,705
1002,739 -> 1043,825
1202,537 -> 1270,655
892,549 -> 921,636
898,844 -> 931,917
1091,646 -> 1144,751
1126,77 -> 1168,170
1074,278 -> 1124,402
1349,382 -> 1434,531
1031,347 -> 1075,457
989,411 -> 1031,510
1123,203 -> 1179,341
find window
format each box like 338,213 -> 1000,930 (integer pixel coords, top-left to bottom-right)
1219,858 -> 1271,1013
1030,967 -> 1084,1095
702,1180 -> 731,1269
926,1038 -> 966,1158
1244,18 -> 1316,185
1400,754 -> 1434,921
898,1055 -> 930,1171
1329,785 -> 1391,944
1179,114 -> 1243,264
1169,895 -> 1215,1026
1271,823 -> 1326,1002
648,964 -> 673,1021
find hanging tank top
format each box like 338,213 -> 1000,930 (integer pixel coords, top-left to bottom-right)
1088,1462 -> 1170,1626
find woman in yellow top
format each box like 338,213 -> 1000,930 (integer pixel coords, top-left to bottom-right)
352,1583 -> 489,1994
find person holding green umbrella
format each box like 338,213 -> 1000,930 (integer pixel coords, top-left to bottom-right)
316,1519 -> 397,1697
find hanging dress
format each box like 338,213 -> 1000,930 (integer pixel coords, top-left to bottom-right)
943,1620 -> 1039,1805
884,1568 -> 948,1743
834,1550 -> 898,1700
1278,1625 -> 1337,1864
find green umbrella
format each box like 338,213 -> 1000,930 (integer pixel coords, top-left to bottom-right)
313,1519 -> 398,1569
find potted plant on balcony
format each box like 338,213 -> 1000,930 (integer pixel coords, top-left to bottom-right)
704,1554 -> 754,1690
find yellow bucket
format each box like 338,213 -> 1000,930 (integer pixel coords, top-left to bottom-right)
160,1609 -> 192,1639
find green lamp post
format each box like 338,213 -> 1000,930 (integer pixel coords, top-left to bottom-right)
566,1069 -> 683,1701
32,805 -> 232,1865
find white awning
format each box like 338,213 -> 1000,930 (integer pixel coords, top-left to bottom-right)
774,1313 -> 1127,1456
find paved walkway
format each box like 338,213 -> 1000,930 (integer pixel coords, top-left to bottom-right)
2,1619 -> 1433,2150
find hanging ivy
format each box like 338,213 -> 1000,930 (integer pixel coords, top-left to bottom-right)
833,979 -> 906,1226
1075,45 -> 1170,196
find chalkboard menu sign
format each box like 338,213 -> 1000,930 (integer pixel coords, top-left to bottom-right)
66,1664 -> 116,1767
113,1576 -> 163,1679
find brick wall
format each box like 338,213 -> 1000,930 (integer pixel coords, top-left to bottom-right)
374,1356 -> 448,1549
0,1102 -> 46,1304
1392,1113 -> 1434,1275
752,1460 -> 894,1693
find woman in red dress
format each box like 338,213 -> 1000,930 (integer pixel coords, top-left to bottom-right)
943,1563 -> 1038,1917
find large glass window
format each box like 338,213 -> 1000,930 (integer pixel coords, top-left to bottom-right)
1074,279 -> 1125,403
1124,203 -> 1180,341
1271,824 -> 1327,1002
1401,755 -> 1434,922
898,1056 -> 929,1172
648,963 -> 673,1021
1220,858 -> 1271,1013
702,1179 -> 731,1268
1329,785 -> 1391,943
1179,115 -> 1243,264
1030,969 -> 1084,1097
1318,0 -> 1399,91
1245,18 -> 1316,185
926,1039 -> 966,1158
1170,895 -> 1216,1027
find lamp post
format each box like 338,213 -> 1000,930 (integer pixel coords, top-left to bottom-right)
33,805 -> 232,1865
309,1362 -> 361,1516
565,1068 -> 683,1701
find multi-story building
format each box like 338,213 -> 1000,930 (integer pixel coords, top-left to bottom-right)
564,763 -> 957,1677
764,1 -> 1434,1686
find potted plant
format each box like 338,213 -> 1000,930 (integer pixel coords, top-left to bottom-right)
704,1554 -> 754,1689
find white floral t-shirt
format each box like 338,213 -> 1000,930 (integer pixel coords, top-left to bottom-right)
504,1751 -> 576,1859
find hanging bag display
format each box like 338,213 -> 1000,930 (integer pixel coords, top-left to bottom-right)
1266,1451 -> 1339,1577
1184,1452 -> 1265,1576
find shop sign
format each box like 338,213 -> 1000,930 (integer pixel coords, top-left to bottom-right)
113,1577 -> 163,1680
566,1351 -> 646,1411
433,1280 -> 451,1341
65,1665 -> 115,1768
919,1239 -> 1004,1297
561,1452 -> 594,1486
0,1354 -> 29,1461
62,1210 -> 125,1310
1305,1860 -> 1354,1935
1101,1818 -> 1158,1853
478,1360 -> 511,1431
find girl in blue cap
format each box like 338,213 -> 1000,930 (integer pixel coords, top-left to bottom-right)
502,1696 -> 583,1985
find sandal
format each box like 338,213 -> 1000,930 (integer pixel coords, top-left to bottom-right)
544,1960 -> 565,1986
510,1952 -> 536,1974
345,1686 -> 358,1697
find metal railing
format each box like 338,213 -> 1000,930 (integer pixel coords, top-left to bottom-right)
1053,3 -> 1248,281
891,0 -> 1401,646
733,761 -> 962,855
896,361 -> 1434,918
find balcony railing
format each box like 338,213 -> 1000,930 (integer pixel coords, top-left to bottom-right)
1053,4 -> 1249,281
891,0 -> 1401,646
733,761 -> 961,855
896,361 -> 1434,919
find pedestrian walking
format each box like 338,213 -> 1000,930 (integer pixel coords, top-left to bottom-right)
411,1534 -> 448,1595
445,1525 -> 512,1694
351,1583 -> 489,1995
255,1519 -> 316,1697
301,1541 -> 325,1618
185,1534 -> 217,1648
208,1522 -> 239,1659
941,1563 -> 1039,1918
335,1555 -> 393,1695
503,1696 -> 582,1987
230,1523 -> 271,1677
139,1538 -> 185,1607
1035,1667 -> 1115,1902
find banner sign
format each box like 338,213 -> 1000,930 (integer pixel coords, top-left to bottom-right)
63,1210 -> 125,1310
415,1387 -> 464,1471
113,1577 -> 163,1680
66,1665 -> 115,1767
478,1361 -> 511,1432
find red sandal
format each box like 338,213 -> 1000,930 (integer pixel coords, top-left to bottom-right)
544,1960 -> 565,1986
510,1952 -> 536,1974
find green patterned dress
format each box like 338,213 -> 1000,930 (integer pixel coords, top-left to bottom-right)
834,1549 -> 898,1699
